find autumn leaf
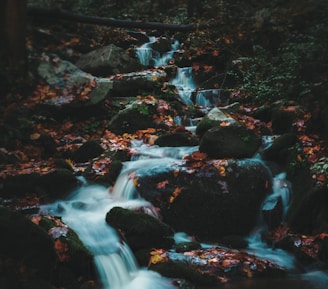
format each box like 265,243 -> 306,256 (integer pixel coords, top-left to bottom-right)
30,132 -> 41,140
156,180 -> 169,189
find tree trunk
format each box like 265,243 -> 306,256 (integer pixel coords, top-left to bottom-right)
27,7 -> 199,32
0,0 -> 28,88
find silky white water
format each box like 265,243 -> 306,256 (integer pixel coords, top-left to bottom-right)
42,182 -> 176,289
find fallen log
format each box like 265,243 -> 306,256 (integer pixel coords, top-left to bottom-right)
27,7 -> 199,32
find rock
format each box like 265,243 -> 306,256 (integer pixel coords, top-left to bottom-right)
106,207 -> 174,251
38,169 -> 80,200
71,140 -> 104,163
199,125 -> 261,159
75,44 -> 143,77
195,107 -> 236,137
260,133 -> 297,168
175,241 -> 201,253
149,247 -> 285,286
154,132 -> 199,147
287,186 -> 328,234
271,108 -> 295,134
0,206 -> 56,287
135,158 -> 272,239
39,216 -> 95,289
150,37 -> 173,55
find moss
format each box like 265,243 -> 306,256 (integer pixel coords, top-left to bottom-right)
195,117 -> 218,138
175,241 -> 201,253
106,207 -> 174,250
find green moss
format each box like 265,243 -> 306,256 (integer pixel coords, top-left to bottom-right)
195,117 -> 218,138
175,241 -> 201,253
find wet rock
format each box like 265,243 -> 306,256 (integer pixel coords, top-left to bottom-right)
149,247 -> 285,286
135,158 -> 272,239
106,206 -> 174,251
175,242 -> 201,253
150,36 -> 173,55
260,133 -> 297,167
199,125 -> 261,159
75,44 -> 143,77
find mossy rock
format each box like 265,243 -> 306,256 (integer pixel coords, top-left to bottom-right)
39,217 -> 95,288
195,107 -> 235,138
175,241 -> 201,253
199,125 -> 261,159
107,103 -> 157,134
106,207 -> 174,251
0,206 -> 56,284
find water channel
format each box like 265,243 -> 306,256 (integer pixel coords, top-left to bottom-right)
43,35 -> 328,289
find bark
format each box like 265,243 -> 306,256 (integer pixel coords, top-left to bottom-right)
0,0 -> 28,84
27,7 -> 200,32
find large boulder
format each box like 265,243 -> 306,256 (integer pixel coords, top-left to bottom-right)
134,157 -> 272,239
75,44 -> 143,77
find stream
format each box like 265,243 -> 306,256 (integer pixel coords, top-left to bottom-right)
43,35 -> 328,289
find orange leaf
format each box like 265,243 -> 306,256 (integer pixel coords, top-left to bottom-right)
191,151 -> 207,161
30,133 -> 40,140
220,121 -> 231,127
156,180 -> 169,189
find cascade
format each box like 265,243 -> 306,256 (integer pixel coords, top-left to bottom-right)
170,67 -> 195,106
136,37 -> 222,107
42,181 -> 176,289
136,36 -> 179,67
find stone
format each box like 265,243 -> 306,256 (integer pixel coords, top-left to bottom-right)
199,125 -> 261,159
75,44 -> 143,77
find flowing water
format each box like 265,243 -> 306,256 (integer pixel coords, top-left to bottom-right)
136,36 -> 220,107
40,36 -> 328,289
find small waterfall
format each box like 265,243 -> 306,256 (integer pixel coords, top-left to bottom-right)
154,39 -> 179,67
112,146 -> 197,200
136,36 -> 157,66
262,172 -> 292,221
195,89 -> 222,107
170,67 -> 195,106
136,36 -> 179,67
246,172 -> 295,270
42,182 -> 176,289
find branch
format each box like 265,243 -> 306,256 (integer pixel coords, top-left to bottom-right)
28,7 -> 200,32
